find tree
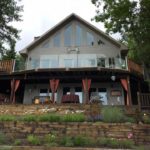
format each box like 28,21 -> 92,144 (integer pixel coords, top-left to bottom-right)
0,0 -> 23,59
91,0 -> 150,66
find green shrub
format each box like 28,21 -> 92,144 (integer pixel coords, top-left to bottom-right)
96,137 -> 110,147
44,133 -> 56,143
21,115 -> 37,122
27,135 -> 40,145
14,139 -> 21,146
73,135 -> 90,146
39,114 -> 60,122
59,136 -> 74,147
142,115 -> 150,124
119,139 -> 134,149
125,116 -> 136,123
62,114 -> 85,122
101,106 -> 125,123
0,115 -> 16,122
0,132 -> 6,144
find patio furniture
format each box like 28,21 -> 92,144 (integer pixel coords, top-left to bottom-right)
61,94 -> 79,103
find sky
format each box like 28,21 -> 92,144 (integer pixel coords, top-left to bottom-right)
14,0 -> 117,52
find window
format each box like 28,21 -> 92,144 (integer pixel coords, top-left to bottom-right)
87,32 -> 94,46
41,40 -> 50,48
64,25 -> 72,46
97,58 -> 105,67
64,59 -> 73,68
53,32 -> 60,47
75,25 -> 83,46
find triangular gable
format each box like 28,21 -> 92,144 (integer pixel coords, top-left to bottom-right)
20,13 -> 127,56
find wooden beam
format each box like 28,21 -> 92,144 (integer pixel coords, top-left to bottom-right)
127,76 -> 132,106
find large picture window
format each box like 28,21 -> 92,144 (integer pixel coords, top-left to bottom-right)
53,32 -> 60,47
87,32 -> 94,46
75,25 -> 83,46
64,25 -> 72,46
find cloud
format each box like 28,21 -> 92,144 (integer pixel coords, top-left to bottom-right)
14,0 -> 109,51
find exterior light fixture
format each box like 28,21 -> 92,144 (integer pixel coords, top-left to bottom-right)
111,75 -> 116,81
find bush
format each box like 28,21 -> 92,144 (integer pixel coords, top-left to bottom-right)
119,139 -> 134,149
62,114 -> 85,122
27,135 -> 40,145
39,114 -> 60,122
14,139 -> 21,146
44,133 -> 56,143
73,135 -> 91,146
0,115 -> 16,122
0,132 -> 6,144
142,114 -> 150,124
125,116 -> 136,123
59,136 -> 74,147
101,106 -> 125,123
21,115 -> 37,122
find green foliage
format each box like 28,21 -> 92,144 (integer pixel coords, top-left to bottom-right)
14,54 -> 26,71
59,136 -> 74,147
44,133 -> 56,143
0,0 -> 23,56
0,115 -> 16,121
27,135 -> 40,145
97,137 -> 134,149
125,116 -> 136,123
73,135 -> 91,147
39,114 -> 60,122
0,132 -> 6,144
92,0 -> 150,66
21,115 -> 37,122
101,106 -> 125,123
62,114 -> 85,122
142,114 -> 150,124
14,139 -> 21,146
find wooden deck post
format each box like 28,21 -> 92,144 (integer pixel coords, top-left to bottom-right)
127,76 -> 132,106
137,92 -> 141,112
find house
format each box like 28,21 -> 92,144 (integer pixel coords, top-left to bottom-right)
0,14 -> 145,106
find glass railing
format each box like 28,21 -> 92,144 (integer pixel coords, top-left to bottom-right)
14,56 -> 127,71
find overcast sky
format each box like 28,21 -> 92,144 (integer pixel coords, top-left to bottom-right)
14,0 -> 117,52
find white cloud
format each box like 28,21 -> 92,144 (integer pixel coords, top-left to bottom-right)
14,0 -> 119,51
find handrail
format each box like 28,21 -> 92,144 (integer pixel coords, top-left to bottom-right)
0,59 -> 15,73
127,59 -> 143,75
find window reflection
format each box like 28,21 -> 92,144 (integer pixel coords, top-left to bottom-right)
87,32 -> 94,46
75,25 -> 83,46
53,32 -> 60,47
64,25 -> 72,46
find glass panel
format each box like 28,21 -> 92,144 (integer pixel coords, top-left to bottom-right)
98,88 -> 107,105
75,25 -> 83,46
88,59 -> 96,67
40,89 -> 48,96
53,32 -> 60,47
97,58 -> 105,67
87,32 -> 94,46
50,59 -> 58,68
64,59 -> 73,68
41,40 -> 50,48
31,59 -> 39,69
41,59 -> 49,68
64,25 -> 72,46
63,87 -> 70,95
75,87 -> 82,103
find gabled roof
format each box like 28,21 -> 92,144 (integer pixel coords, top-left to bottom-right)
20,13 -> 127,56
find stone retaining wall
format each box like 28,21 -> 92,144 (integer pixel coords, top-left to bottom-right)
0,122 -> 150,144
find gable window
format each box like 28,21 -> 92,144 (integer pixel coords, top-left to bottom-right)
64,25 -> 72,46
41,40 -> 50,48
75,25 -> 83,46
87,32 -> 94,46
53,32 -> 60,47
